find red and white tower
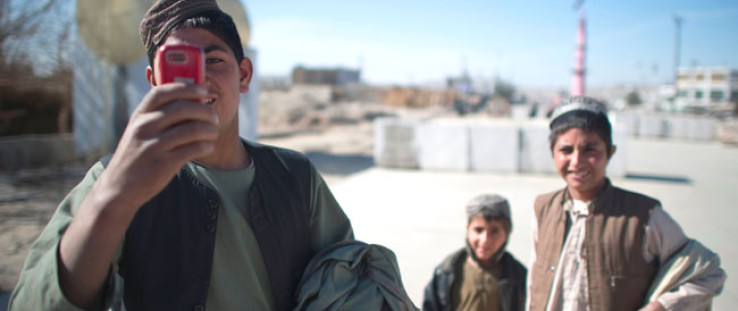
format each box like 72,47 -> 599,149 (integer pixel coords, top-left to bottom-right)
570,8 -> 587,96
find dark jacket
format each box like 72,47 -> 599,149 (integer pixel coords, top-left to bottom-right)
293,240 -> 419,311
110,140 -> 315,311
422,248 -> 527,311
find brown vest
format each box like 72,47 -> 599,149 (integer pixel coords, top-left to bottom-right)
529,182 -> 658,311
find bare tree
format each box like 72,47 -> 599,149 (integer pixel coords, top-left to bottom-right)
0,0 -> 73,73
0,0 -> 75,136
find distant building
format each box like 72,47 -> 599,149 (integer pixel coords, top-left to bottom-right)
291,66 -> 361,86
675,67 -> 738,110
260,75 -> 290,91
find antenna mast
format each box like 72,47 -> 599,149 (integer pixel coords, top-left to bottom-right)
570,1 -> 587,96
673,15 -> 683,82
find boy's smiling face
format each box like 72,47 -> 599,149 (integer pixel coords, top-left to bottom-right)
467,215 -> 507,263
552,127 -> 613,201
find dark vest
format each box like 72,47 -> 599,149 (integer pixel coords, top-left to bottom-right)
529,182 -> 659,311
422,249 -> 527,311
105,141 -> 314,311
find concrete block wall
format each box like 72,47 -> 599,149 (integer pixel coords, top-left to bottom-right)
608,128 -> 628,178
638,115 -> 667,138
373,118 -> 421,168
613,112 -> 717,141
373,114 -> 718,176
374,118 -> 628,177
417,120 -> 469,171
686,117 -> 716,141
519,122 -> 555,175
610,112 -> 639,136
665,116 -> 690,140
0,134 -> 77,170
469,121 -> 519,173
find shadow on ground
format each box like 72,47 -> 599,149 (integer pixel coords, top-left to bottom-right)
625,172 -> 692,184
304,151 -> 374,177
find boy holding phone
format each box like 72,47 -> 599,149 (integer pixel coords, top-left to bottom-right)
9,0 -> 354,310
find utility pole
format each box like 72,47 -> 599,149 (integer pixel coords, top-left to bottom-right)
672,15 -> 683,111
673,15 -> 683,83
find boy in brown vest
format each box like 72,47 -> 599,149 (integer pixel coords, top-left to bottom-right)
423,194 -> 527,311
9,0 -> 353,310
528,96 -> 725,311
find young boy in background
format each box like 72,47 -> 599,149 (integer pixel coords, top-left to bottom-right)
423,194 -> 526,311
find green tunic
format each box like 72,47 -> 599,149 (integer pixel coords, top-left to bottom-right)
10,158 -> 353,311
452,258 -> 502,311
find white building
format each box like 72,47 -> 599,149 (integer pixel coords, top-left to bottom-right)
675,67 -> 738,111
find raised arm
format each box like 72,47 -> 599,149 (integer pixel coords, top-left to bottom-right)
57,83 -> 217,309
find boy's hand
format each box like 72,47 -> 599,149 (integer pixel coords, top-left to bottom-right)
97,82 -> 218,212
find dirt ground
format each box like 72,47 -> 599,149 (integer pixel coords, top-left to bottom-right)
0,161 -> 90,292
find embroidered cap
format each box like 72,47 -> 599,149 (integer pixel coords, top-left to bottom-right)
140,0 -> 221,51
466,194 -> 511,223
550,96 -> 608,128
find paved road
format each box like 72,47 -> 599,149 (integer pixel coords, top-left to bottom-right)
330,138 -> 737,310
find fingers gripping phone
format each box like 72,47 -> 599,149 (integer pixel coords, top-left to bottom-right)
156,44 -> 204,85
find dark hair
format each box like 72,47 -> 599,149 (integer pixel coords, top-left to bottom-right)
147,10 -> 244,68
548,109 -> 613,153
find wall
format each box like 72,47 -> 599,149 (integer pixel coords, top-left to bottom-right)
0,134 -> 76,170
374,116 -> 636,178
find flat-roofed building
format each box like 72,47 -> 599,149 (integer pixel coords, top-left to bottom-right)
675,67 -> 738,110
292,66 -> 361,86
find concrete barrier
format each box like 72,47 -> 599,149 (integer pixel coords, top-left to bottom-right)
417,120 -> 469,171
0,134 -> 77,170
665,116 -> 690,140
617,113 -> 717,142
374,118 -> 630,177
373,114 -> 715,176
373,118 -> 421,168
610,112 -> 640,136
469,121 -> 519,173
639,115 -> 667,138
686,117 -> 716,141
608,127 -> 628,178
519,121 -> 556,175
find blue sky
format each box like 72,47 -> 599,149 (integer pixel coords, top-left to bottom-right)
244,0 -> 738,88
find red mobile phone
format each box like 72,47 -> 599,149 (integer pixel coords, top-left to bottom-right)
156,44 -> 204,85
